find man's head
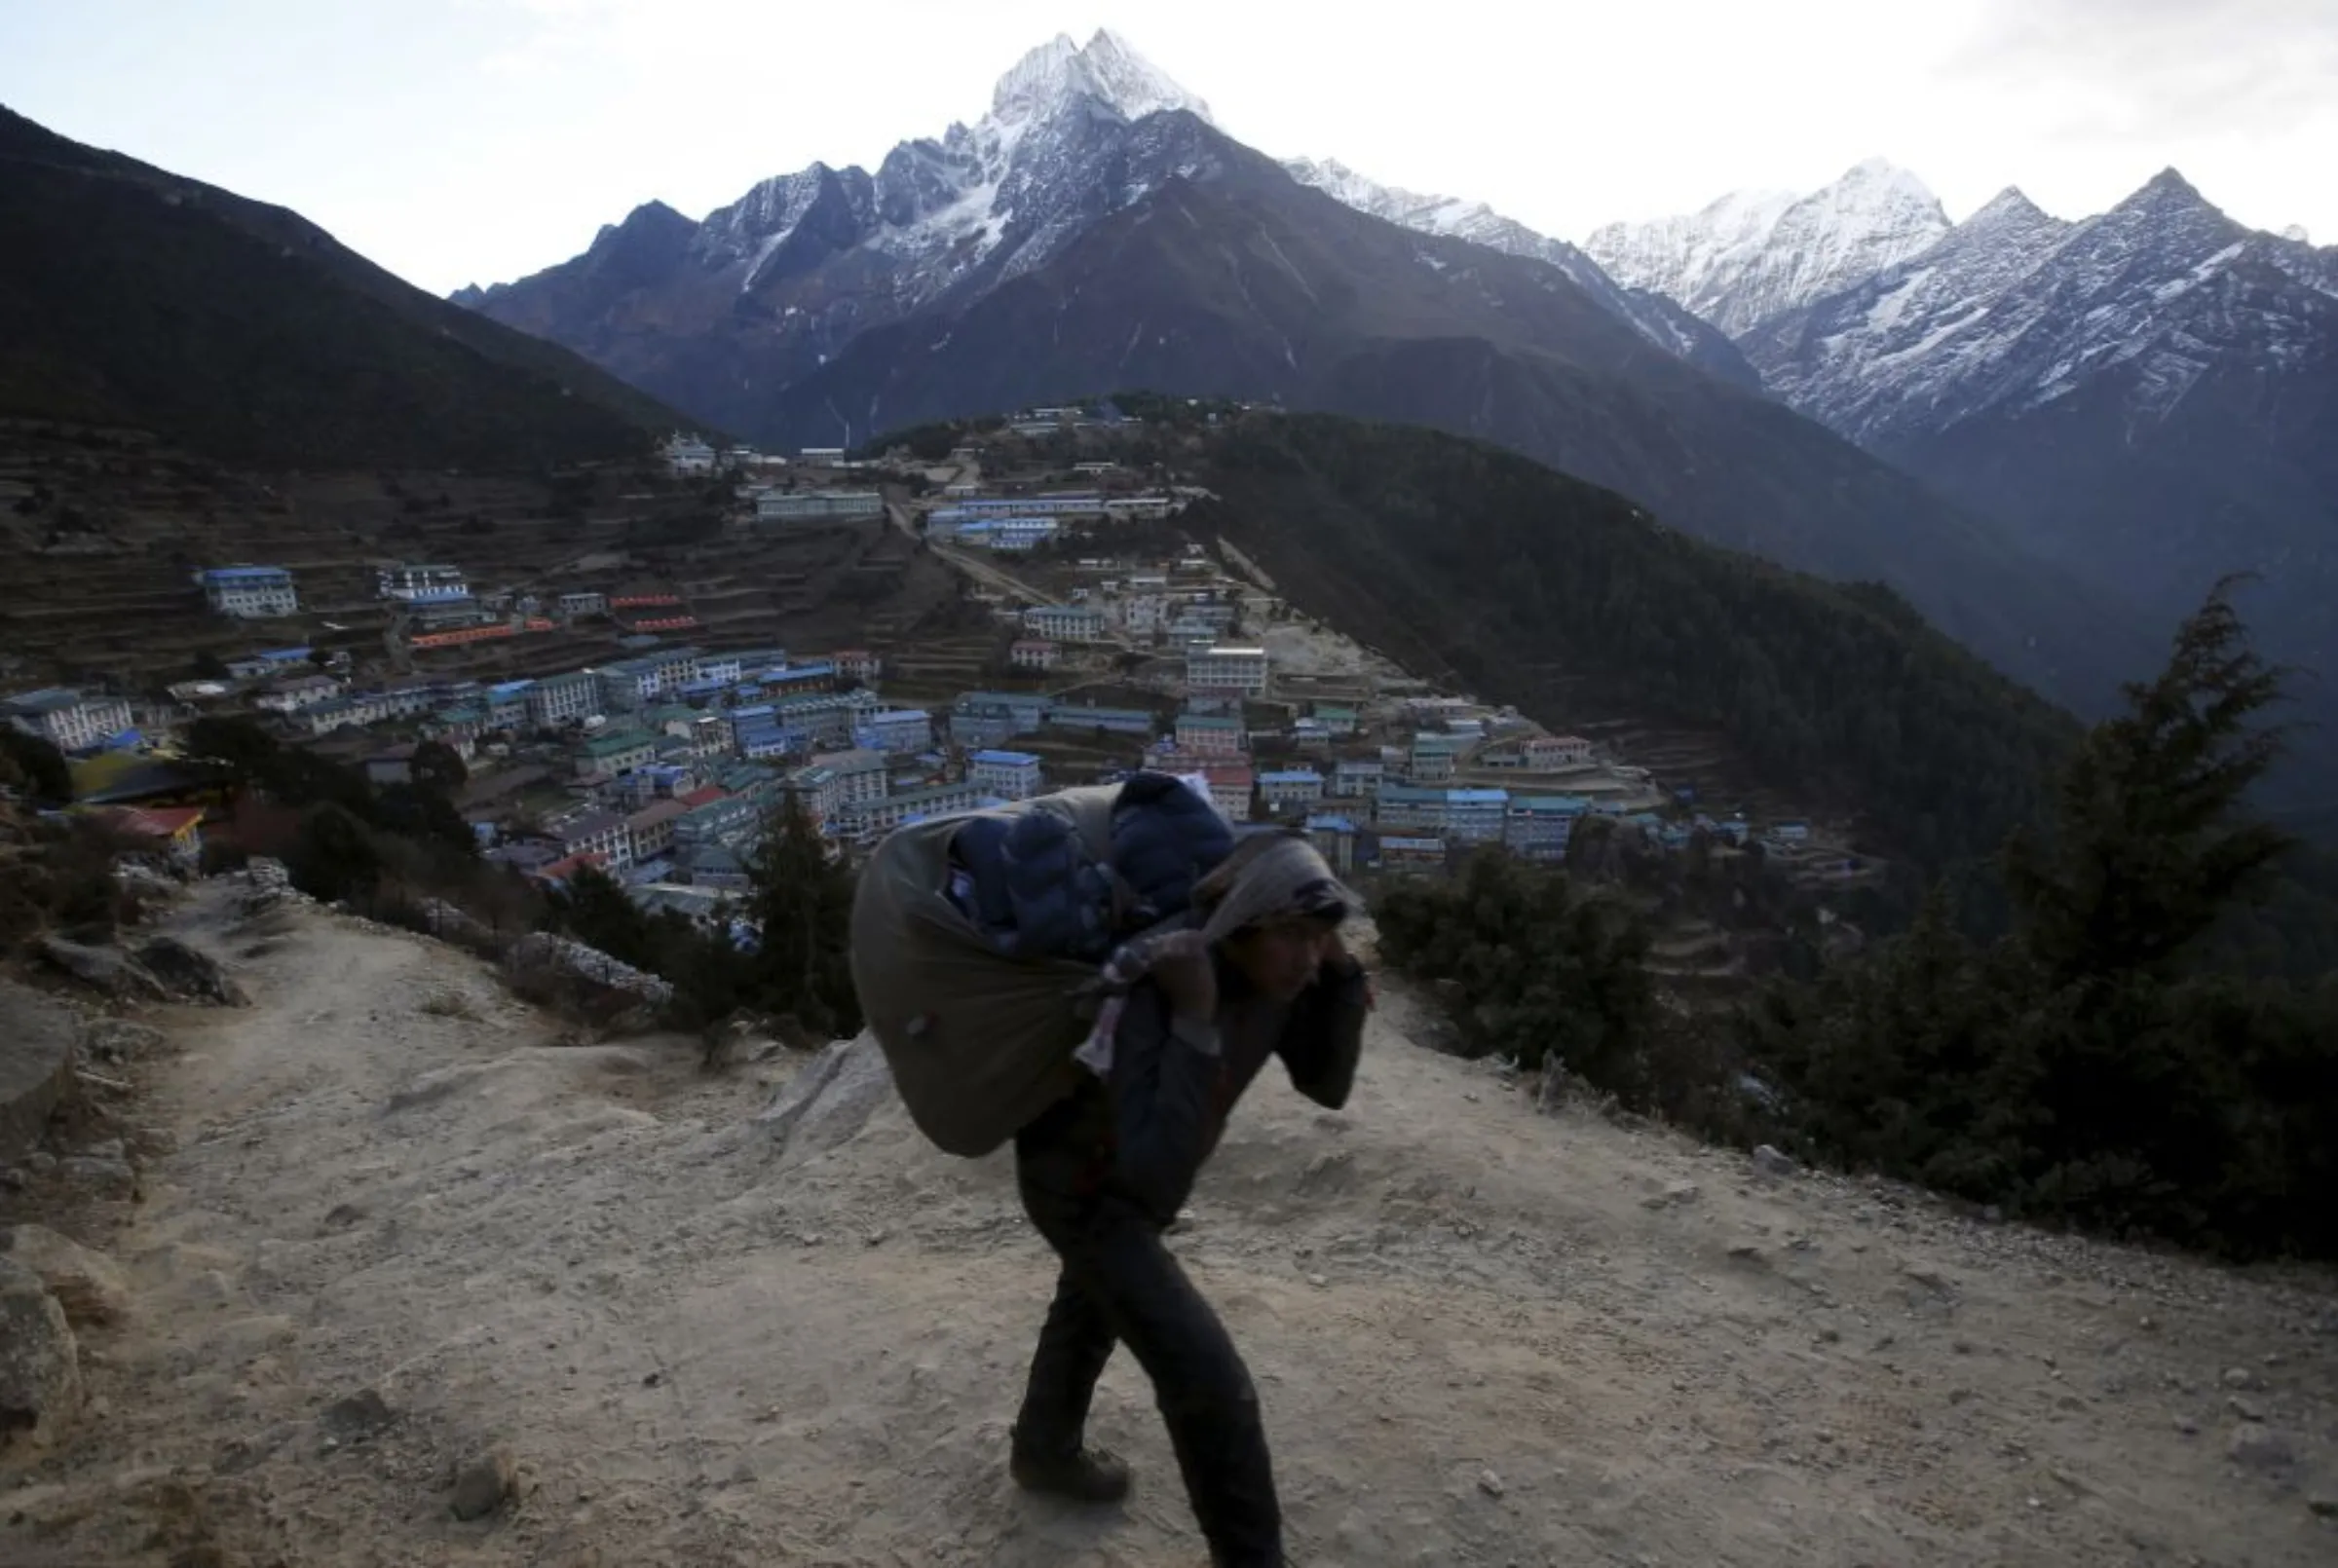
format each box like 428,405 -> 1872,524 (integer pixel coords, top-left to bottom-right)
1222,907 -> 1343,1002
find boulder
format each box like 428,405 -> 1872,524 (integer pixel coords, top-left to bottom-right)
0,982 -> 78,1164
37,936 -> 168,1001
320,1387 -> 397,1441
0,1257 -> 82,1446
4,1225 -> 131,1326
503,932 -> 674,1008
756,1035 -> 893,1166
450,1445 -> 515,1519
412,899 -> 492,947
60,1155 -> 137,1200
2227,1422 -> 2296,1473
134,936 -> 248,1006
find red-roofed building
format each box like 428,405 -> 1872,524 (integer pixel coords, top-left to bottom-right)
677,784 -> 729,810
1009,638 -> 1060,672
1199,764 -> 1256,823
100,804 -> 206,860
531,849 -> 610,885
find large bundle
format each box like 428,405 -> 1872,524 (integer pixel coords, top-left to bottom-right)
848,774 -> 1229,1157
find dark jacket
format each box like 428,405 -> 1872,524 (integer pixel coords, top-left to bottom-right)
1018,951 -> 1370,1227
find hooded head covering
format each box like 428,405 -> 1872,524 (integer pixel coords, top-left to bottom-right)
1073,828 -> 1359,1079
1192,828 -> 1357,944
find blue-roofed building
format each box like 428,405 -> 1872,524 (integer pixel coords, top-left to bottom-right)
855,708 -> 933,756
200,565 -> 298,617
3,688 -> 136,754
485,680 -> 534,730
1259,768 -> 1325,812
969,749 -> 1043,802
1446,788 -> 1509,844
1504,795 -> 1588,860
1046,703 -> 1156,737
951,691 -> 1051,747
226,647 -> 314,682
1302,813 -> 1359,875
950,493 -> 1105,518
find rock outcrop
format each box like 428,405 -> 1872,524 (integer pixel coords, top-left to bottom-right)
0,981 -> 77,1164
0,1256 -> 82,1446
756,1035 -> 893,1166
5,1224 -> 132,1327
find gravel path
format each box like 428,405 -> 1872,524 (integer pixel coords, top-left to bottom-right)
3,884 -> 2332,1565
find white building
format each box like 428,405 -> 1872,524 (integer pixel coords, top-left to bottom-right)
526,672 -> 603,728
2,689 -> 135,753
986,517 -> 1061,552
1525,734 -> 1596,769
810,749 -> 886,809
969,749 -> 1043,802
378,564 -> 470,604
1186,645 -> 1268,698
551,809 -> 634,869
664,433 -> 717,473
1009,638 -> 1060,672
200,565 -> 299,618
854,708 -> 934,756
755,490 -> 885,523
1024,604 -> 1107,644
1259,768 -> 1325,811
252,674 -> 342,713
846,780 -> 981,834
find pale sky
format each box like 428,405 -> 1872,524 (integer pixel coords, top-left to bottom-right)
4,0 -> 2332,296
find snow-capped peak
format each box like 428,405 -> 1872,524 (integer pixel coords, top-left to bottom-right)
1965,187 -> 2053,228
990,28 -> 1212,128
1586,158 -> 1950,336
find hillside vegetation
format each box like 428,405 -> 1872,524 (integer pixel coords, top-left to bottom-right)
0,107 -> 680,468
1175,412 -> 2079,871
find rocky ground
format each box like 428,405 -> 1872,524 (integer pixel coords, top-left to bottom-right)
1,879 -> 2334,1566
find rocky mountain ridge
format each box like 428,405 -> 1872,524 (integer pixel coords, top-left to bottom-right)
1585,159 -> 1952,336
1281,156 -> 1756,385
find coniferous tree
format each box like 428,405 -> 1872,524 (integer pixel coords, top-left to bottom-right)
742,796 -> 860,1038
2004,579 -> 2292,985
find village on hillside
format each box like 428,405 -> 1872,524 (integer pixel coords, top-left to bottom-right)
3,406 -> 1872,935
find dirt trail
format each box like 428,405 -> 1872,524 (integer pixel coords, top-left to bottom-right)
4,883 -> 2334,1566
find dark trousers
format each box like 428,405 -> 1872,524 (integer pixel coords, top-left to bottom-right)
1012,1105 -> 1284,1565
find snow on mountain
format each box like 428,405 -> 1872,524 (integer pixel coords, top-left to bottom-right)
546,29 -> 1222,321
1283,156 -> 1759,384
1586,160 -> 1950,336
1742,169 -> 2338,441
991,27 -> 1213,126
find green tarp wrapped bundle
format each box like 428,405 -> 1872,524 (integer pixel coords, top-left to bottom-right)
848,786 -> 1119,1158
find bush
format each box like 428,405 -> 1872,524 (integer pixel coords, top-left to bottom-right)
1374,851 -> 1739,1128
1743,585 -> 2338,1258
0,728 -> 72,806
0,815 -> 149,948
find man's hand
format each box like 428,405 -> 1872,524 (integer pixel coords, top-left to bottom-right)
1150,931 -> 1218,1024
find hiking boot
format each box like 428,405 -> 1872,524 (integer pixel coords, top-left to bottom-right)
1009,1442 -> 1133,1503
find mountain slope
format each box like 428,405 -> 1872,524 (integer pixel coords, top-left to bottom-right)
1166,412 -> 2080,868
1282,156 -> 1758,386
458,34 -> 2156,710
1741,171 -> 2338,821
0,106 -> 681,468
1586,160 -> 1951,335
457,31 -> 1760,427
455,31 -> 1246,436
779,137 -> 2151,714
